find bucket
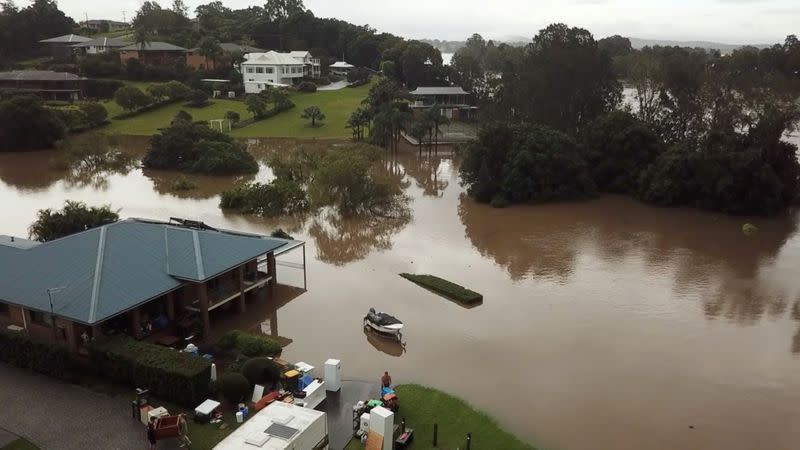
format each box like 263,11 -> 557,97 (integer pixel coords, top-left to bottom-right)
236,411 -> 244,423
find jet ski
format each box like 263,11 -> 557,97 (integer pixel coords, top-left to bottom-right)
363,307 -> 403,341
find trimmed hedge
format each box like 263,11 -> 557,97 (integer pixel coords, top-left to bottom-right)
400,273 -> 483,306
87,336 -> 211,407
0,330 -> 77,379
218,331 -> 281,357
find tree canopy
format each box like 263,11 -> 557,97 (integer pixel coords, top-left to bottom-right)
29,201 -> 119,242
0,96 -> 66,151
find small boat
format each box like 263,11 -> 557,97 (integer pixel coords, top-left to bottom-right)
363,307 -> 403,342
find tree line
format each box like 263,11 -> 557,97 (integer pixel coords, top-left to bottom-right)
457,24 -> 800,216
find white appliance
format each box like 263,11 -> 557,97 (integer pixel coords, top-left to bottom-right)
359,412 -> 370,434
369,406 -> 394,450
324,359 -> 342,392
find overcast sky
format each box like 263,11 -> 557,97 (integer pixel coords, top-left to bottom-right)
61,0 -> 798,45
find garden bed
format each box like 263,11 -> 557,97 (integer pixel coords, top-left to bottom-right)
400,273 -> 483,306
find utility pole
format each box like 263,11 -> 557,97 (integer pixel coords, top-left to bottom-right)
46,286 -> 66,343
122,10 -> 127,25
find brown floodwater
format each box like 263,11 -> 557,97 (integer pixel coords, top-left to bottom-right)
2,136 -> 800,450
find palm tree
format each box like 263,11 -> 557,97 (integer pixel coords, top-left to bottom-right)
410,120 -> 427,155
388,107 -> 411,153
431,106 -> 451,154
197,36 -> 223,70
347,108 -> 371,141
133,27 -> 152,64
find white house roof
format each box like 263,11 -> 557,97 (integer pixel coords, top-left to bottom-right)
288,51 -> 310,58
39,34 -> 92,44
213,402 -> 326,450
409,86 -> 470,96
330,61 -> 354,69
243,51 -> 302,66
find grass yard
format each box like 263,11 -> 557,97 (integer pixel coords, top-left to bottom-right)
1,438 -> 39,450
185,414 -> 241,450
100,99 -> 251,135
344,384 -> 534,450
231,81 -> 373,139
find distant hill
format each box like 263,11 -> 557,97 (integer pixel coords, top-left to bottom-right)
421,36 -> 771,55
628,38 -> 770,53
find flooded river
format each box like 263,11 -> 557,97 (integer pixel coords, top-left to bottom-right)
2,136 -> 800,450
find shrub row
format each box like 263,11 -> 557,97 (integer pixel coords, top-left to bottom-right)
400,273 -> 483,305
87,336 -> 211,407
233,102 -> 295,129
112,98 -> 177,120
219,179 -> 309,216
219,330 -> 282,357
0,330 -> 77,379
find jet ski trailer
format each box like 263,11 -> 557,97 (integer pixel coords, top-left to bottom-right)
363,307 -> 403,342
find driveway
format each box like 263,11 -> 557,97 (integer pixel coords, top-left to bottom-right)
317,81 -> 351,91
0,364 -> 179,450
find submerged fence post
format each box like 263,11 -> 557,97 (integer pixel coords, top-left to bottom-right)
466,432 -> 472,450
433,423 -> 438,447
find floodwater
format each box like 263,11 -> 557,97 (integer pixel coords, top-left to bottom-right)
2,136 -> 800,450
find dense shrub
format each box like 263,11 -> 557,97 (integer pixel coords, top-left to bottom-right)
218,373 -> 251,403
0,330 -> 77,379
241,357 -> 281,388
79,53 -> 122,78
87,336 -> 211,407
143,121 -> 258,175
187,89 -> 210,107
297,81 -> 317,93
48,106 -> 89,132
114,85 -> 152,112
84,79 -> 124,99
219,179 -> 309,216
218,331 -> 282,357
400,273 -> 483,305
0,96 -> 66,151
79,102 -> 109,127
164,81 -> 192,101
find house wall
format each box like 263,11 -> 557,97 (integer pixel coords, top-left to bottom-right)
186,51 -> 215,70
242,62 -> 305,93
120,50 -> 186,66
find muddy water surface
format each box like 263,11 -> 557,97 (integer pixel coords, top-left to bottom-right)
2,136 -> 800,450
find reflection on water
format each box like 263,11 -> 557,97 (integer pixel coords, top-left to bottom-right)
3,136 -> 800,450
363,329 -> 406,357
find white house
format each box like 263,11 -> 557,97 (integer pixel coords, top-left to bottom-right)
329,61 -> 355,77
241,51 -> 321,93
288,51 -> 321,78
71,37 -> 126,55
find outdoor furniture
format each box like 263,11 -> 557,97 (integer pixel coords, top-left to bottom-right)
194,399 -> 220,423
154,415 -> 181,439
254,391 -> 280,411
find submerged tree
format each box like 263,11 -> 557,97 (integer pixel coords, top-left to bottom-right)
29,201 -> 120,242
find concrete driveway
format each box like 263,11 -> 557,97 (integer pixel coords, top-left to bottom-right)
0,364 -> 180,450
317,81 -> 351,91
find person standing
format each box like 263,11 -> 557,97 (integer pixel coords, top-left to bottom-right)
381,371 -> 392,388
147,416 -> 157,449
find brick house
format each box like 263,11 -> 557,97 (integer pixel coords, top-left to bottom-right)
119,42 -> 188,66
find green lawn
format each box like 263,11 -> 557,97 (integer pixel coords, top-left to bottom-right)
345,384 -> 535,450
231,82 -> 373,139
1,438 -> 39,450
97,80 -> 372,137
186,414 -> 241,450
100,99 -> 251,135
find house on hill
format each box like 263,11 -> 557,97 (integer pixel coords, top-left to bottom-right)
81,19 -> 128,32
39,34 -> 92,60
288,51 -> 321,78
119,41 -> 188,66
71,37 -> 127,55
241,51 -> 307,92
0,218 -> 306,354
0,70 -> 86,101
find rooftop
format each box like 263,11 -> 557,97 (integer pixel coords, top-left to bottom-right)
0,219 -> 299,325
0,70 -> 85,82
243,51 -> 305,66
39,34 -> 92,44
120,41 -> 187,52
330,61 -> 354,69
71,37 -> 127,48
409,86 -> 470,96
213,402 -> 326,450
220,42 -> 265,53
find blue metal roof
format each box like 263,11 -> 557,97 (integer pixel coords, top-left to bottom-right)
0,219 -> 293,324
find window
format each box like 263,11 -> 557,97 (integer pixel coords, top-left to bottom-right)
30,310 -> 52,326
256,67 -> 264,74
246,67 -> 254,73
0,302 -> 8,315
257,84 -> 262,89
265,67 -> 274,74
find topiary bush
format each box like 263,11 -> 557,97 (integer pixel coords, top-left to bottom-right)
241,357 -> 281,388
297,81 -> 317,93
217,330 -> 282,358
218,372 -> 251,403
